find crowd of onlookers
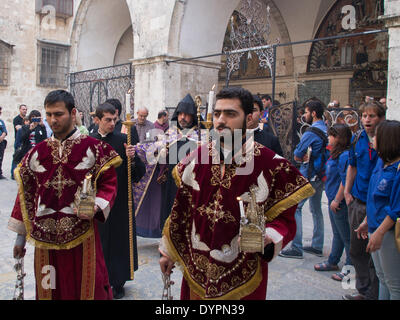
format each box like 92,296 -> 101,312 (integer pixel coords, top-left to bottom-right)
279,95 -> 400,300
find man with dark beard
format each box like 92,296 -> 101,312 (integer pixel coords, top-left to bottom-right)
158,94 -> 200,232
159,87 -> 314,300
279,98 -> 328,259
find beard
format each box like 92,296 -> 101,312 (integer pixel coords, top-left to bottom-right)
214,119 -> 247,150
178,119 -> 193,129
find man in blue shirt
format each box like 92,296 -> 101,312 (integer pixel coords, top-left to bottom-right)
0,106 -> 8,179
342,101 -> 385,300
279,99 -> 327,259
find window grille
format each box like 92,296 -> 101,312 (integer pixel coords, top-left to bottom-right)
37,41 -> 69,88
0,41 -> 12,86
35,0 -> 73,18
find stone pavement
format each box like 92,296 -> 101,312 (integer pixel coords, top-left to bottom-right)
0,148 -> 354,300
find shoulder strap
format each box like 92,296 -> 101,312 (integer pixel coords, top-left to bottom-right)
306,126 -> 328,146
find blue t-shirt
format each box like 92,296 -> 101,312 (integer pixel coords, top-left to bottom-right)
349,130 -> 379,203
366,158 -> 400,233
294,120 -> 327,179
325,150 -> 349,203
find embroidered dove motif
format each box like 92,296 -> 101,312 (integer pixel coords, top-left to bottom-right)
239,172 -> 269,203
182,159 -> 200,191
210,234 -> 240,263
191,222 -> 210,251
29,151 -> 46,173
273,154 -> 285,160
74,148 -> 95,170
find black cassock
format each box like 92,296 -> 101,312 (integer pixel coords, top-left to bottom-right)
253,127 -> 283,157
90,130 -> 145,287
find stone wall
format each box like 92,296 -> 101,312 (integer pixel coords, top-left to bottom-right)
0,0 -> 75,139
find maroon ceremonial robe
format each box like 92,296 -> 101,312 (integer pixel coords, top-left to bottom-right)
8,130 -> 121,300
161,139 -> 315,300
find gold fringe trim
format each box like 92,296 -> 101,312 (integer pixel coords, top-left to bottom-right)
81,234 -> 96,300
265,182 -> 315,223
172,165 -> 181,188
163,217 -> 263,300
94,155 -> 123,183
34,248 -> 52,300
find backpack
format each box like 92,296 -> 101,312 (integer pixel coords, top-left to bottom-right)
305,126 -> 328,181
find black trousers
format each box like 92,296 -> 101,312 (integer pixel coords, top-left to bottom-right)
0,139 -> 7,176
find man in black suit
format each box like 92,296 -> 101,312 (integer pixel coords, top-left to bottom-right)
249,95 -> 283,156
90,102 -> 145,299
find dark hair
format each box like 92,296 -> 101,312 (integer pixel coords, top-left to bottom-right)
44,90 -> 75,113
261,94 -> 271,101
95,103 -> 116,120
105,99 -> 122,116
327,123 -> 352,159
375,120 -> 400,164
252,95 -> 263,111
359,101 -> 386,119
28,110 -> 41,122
19,104 -> 26,109
158,110 -> 168,119
216,87 -> 254,116
304,98 -> 325,119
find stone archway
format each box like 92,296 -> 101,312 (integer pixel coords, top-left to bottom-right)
70,0 -> 134,72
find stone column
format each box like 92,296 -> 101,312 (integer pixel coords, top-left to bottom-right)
132,55 -> 221,121
381,0 -> 400,120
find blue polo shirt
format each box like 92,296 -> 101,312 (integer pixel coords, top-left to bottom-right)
366,158 -> 400,233
349,130 -> 379,203
325,150 -> 349,203
389,164 -> 400,222
294,120 -> 327,179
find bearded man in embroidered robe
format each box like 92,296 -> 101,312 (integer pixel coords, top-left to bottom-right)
8,90 -> 121,300
159,87 -> 315,300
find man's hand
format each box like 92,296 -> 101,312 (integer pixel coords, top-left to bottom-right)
355,220 -> 368,240
264,234 -> 273,246
73,205 -> 99,220
344,191 -> 354,206
124,143 -> 136,158
330,200 -> 340,213
366,230 -> 384,253
13,246 -> 26,259
29,122 -> 38,131
159,255 -> 175,276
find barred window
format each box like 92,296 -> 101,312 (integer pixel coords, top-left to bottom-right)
0,40 -> 12,86
35,0 -> 73,18
37,41 -> 69,88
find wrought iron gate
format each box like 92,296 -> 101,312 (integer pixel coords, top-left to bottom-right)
69,63 -> 134,127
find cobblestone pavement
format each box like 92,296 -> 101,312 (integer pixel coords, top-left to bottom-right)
0,149 -> 354,300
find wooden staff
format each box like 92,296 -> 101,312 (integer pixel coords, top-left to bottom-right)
123,113 -> 135,280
